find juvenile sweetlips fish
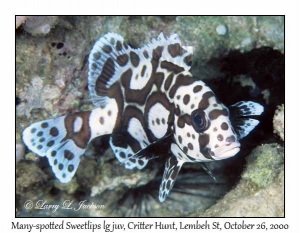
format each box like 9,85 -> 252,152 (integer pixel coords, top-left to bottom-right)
22,33 -> 264,202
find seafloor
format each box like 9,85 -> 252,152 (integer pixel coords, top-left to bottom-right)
16,16 -> 284,217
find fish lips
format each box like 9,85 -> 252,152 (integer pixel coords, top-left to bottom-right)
210,142 -> 241,160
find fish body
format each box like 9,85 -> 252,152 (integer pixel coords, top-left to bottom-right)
22,33 -> 264,202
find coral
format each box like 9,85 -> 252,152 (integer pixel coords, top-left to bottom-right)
273,104 -> 284,141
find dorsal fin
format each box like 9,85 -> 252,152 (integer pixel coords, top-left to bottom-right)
88,33 -> 130,107
88,32 -> 194,107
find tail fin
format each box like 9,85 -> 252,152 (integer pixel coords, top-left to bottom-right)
22,111 -> 93,183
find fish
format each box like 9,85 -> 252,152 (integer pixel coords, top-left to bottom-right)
22,32 -> 264,202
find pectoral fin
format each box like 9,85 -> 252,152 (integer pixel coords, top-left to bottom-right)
159,155 -> 184,202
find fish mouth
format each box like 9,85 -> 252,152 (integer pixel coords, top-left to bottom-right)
211,142 -> 241,160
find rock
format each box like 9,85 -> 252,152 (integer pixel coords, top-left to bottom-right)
273,104 -> 284,141
16,144 -> 25,163
53,178 -> 79,195
16,16 -> 27,29
242,144 -> 284,188
198,144 -> 284,217
23,16 -> 58,35
16,161 -> 48,196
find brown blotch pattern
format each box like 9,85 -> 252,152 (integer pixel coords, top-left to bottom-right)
221,122 -> 229,130
119,152 -> 126,158
217,134 -> 224,141
41,122 -> 49,128
169,74 -> 195,99
99,117 -> 104,125
199,134 -> 209,147
62,111 -> 91,149
209,109 -> 229,120
58,164 -> 63,170
123,42 -> 128,49
187,143 -> 194,150
168,43 -> 183,57
143,50 -> 149,59
91,64 -> 97,72
116,54 -> 129,67
93,52 -> 101,60
121,106 -> 149,151
116,41 -> 122,51
68,164 -> 74,172
102,45 -> 112,53
183,146 -> 188,153
138,160 -> 144,166
141,65 -> 146,77
178,135 -> 182,144
164,73 -> 174,91
46,140 -> 54,147
122,66 -> 164,105
160,60 -> 184,74
226,135 -> 236,143
183,94 -> 190,105
39,138 -> 45,143
177,114 -> 191,128
198,91 -> 214,110
95,58 -> 115,95
64,150 -> 75,160
174,106 -> 180,116
193,85 -> 202,93
120,69 -> 133,87
184,54 -> 192,66
130,51 -> 140,67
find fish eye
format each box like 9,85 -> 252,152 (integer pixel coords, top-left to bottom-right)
191,109 -> 210,133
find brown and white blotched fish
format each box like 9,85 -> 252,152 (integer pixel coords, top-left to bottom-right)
22,33 -> 264,202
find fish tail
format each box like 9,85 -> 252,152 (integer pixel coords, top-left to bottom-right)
22,103 -> 118,183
